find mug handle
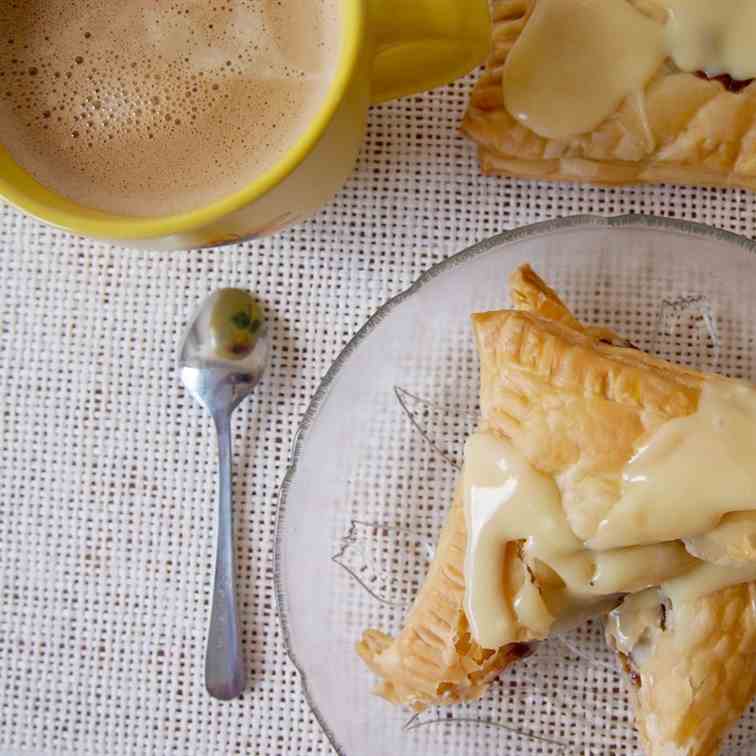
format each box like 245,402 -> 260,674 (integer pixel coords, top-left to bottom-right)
367,0 -> 491,104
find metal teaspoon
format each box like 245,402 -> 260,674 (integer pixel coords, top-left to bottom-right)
178,288 -> 269,700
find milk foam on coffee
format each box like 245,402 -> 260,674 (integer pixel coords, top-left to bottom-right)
0,0 -> 340,216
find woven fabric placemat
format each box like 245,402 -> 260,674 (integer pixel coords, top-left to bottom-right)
2,72 -> 756,755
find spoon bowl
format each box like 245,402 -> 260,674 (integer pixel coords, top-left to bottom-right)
180,288 -> 270,413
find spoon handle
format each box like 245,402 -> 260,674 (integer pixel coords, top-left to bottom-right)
205,411 -> 246,700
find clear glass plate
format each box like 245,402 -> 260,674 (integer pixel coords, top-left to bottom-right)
275,215 -> 756,756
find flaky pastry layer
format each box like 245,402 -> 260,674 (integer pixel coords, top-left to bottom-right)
608,584 -> 756,756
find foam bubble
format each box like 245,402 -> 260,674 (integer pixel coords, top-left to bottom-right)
0,0 -> 340,216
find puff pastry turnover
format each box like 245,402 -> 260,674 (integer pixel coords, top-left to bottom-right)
462,0 -> 756,189
358,265 -> 756,756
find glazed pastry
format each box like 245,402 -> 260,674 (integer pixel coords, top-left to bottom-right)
356,483 -> 531,711
517,269 -> 756,755
505,268 -> 756,756
462,0 -> 756,189
607,586 -> 756,756
358,265 -> 756,755
358,265 -> 704,706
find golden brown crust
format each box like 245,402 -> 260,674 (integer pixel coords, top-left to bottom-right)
473,310 -> 701,419
471,307 -> 706,543
356,486 -> 526,710
509,264 -> 629,345
508,264 -> 585,331
461,0 -> 756,189
609,586 -> 756,756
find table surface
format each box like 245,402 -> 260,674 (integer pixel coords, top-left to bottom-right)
2,72 -> 756,756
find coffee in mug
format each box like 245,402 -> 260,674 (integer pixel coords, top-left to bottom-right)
0,0 -> 340,216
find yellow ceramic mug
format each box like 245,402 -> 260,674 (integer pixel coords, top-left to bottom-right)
0,0 -> 490,250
